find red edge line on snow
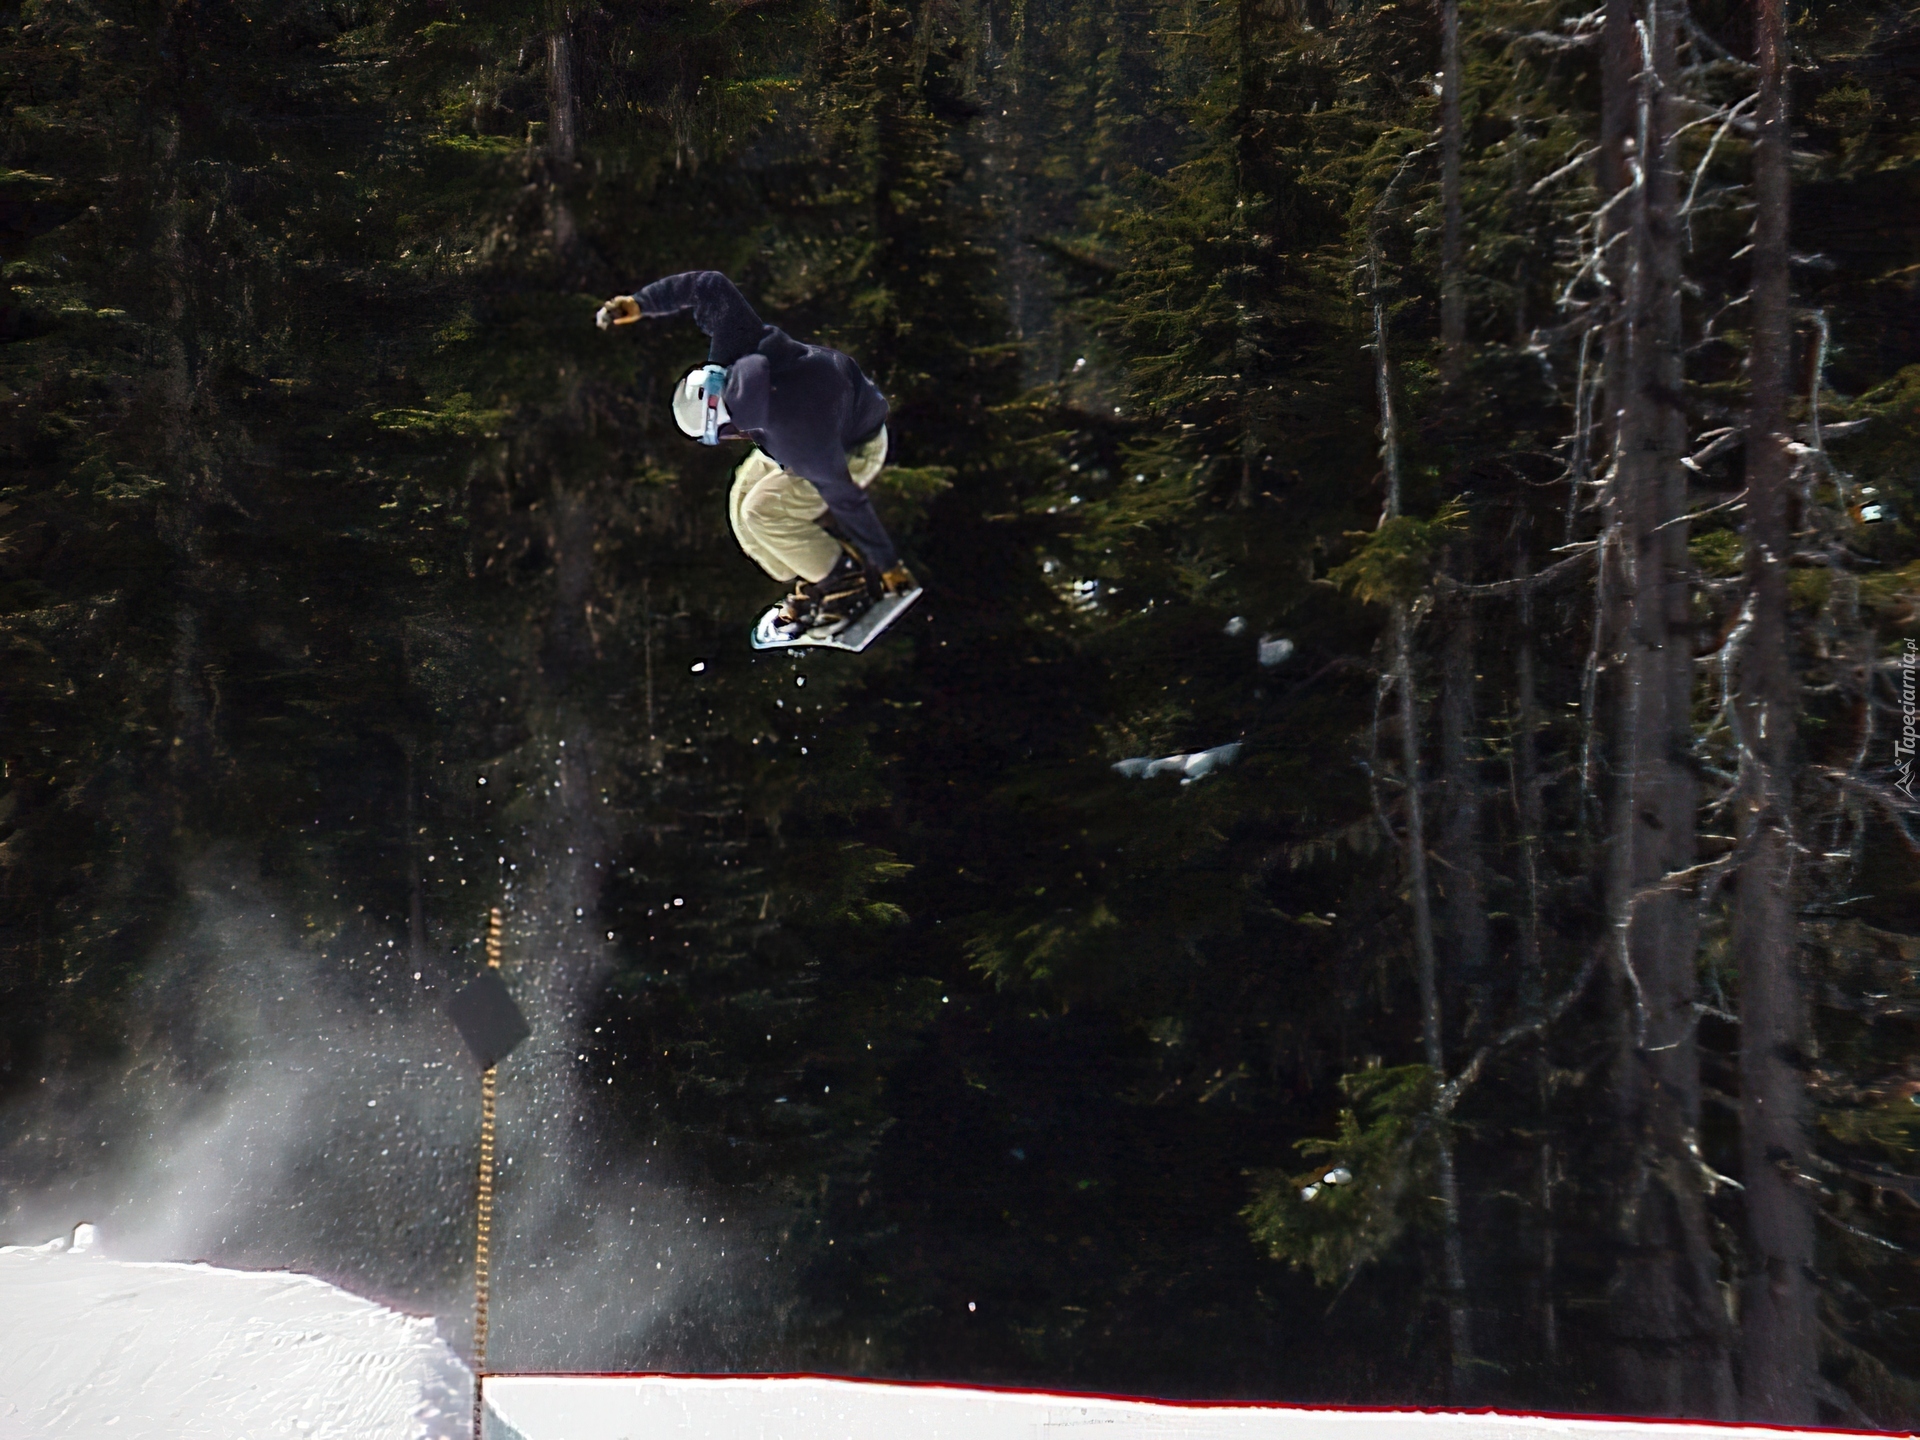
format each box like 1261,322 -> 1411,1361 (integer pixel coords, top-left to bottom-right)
479,1372 -> 1912,1438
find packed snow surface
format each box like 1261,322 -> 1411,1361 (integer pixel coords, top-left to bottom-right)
0,1226 -> 467,1440
482,1374 -> 1861,1440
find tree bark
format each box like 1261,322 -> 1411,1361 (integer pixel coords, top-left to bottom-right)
547,13 -> 579,256
1514,535 -> 1558,1365
1735,0 -> 1816,1418
1440,597 -> 1490,1010
1439,0 -> 1465,388
1373,247 -> 1473,1394
1601,0 -> 1735,1414
1397,607 -> 1475,1396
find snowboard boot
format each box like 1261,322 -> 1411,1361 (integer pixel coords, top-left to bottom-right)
774,552 -> 875,638
808,550 -> 878,630
773,579 -> 821,637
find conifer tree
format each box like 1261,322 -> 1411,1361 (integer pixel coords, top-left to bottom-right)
1732,0 -> 1814,1419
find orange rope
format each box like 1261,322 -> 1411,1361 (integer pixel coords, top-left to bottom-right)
472,906 -> 503,1440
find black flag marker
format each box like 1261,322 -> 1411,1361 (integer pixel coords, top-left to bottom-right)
446,970 -> 529,1070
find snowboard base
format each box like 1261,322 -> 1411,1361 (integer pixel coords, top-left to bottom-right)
750,586 -> 923,653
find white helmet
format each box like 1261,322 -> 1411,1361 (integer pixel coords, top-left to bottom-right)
671,366 -> 730,440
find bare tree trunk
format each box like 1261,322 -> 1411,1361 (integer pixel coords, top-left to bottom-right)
1736,0 -> 1816,1418
154,109 -> 215,807
1440,597 -> 1490,1008
1513,535 -> 1558,1366
1601,0 -> 1735,1414
1373,248 -> 1473,1393
547,10 -> 579,257
1397,607 -> 1475,1395
548,28 -> 578,164
1439,0 -> 1465,388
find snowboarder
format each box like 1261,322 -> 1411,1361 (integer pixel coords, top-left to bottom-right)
597,271 -> 918,646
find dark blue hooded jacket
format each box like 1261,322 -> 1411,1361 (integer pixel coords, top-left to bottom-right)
637,271 -> 897,570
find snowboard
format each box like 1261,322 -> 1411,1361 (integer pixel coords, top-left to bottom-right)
750,585 -> 923,653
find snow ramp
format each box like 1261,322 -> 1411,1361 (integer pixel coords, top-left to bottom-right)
481,1373 -> 1908,1440
0,1228 -> 467,1440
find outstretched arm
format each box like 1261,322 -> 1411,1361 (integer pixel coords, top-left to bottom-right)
629,271 -> 768,366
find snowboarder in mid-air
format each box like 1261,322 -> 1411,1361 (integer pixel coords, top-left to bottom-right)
597,271 -> 919,649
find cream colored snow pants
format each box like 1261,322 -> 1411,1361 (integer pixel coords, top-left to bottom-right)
727,427 -> 888,584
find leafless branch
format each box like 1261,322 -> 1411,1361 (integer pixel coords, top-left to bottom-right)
1680,93 -> 1759,248
1506,28 -> 1600,53
1529,145 -> 1601,195
1437,941 -> 1605,1114
1365,676 -> 1400,848
1817,769 -> 1920,856
1577,524 -> 1616,808
1683,15 -> 1752,70
1681,428 -> 1743,471
1819,767 -> 1920,816
1435,547 -> 1595,597
1820,1209 -> 1910,1254
1655,488 -> 1747,530
1835,1163 -> 1920,1207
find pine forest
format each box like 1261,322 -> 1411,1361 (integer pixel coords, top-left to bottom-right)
2,0 -> 1918,1423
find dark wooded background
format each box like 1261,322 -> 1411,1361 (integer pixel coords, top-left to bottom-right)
2,0 -> 1916,1421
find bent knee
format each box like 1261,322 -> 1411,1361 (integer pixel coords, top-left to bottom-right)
740,488 -> 791,528
744,484 -> 822,529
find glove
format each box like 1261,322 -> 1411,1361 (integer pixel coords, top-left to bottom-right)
595,295 -> 643,330
879,563 -> 916,595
